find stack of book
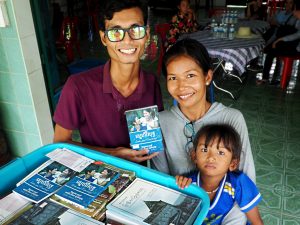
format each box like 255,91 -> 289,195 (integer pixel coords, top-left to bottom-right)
1,142 -> 202,224
0,148 -> 136,224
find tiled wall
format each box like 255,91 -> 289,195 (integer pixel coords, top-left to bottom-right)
0,0 -> 53,157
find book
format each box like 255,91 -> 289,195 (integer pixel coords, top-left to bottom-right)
106,178 -> 202,225
16,159 -> 56,186
17,148 -> 97,187
7,199 -> 104,225
13,161 -> 77,203
50,162 -> 136,221
125,105 -> 164,153
46,148 -> 95,172
54,162 -> 120,208
0,192 -> 31,225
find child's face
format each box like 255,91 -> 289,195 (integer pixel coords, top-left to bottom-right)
166,55 -> 212,111
194,136 -> 238,178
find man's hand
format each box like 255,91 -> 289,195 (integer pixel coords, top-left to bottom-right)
114,147 -> 159,163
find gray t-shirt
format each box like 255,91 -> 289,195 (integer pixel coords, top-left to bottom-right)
151,102 -> 255,225
152,102 -> 255,181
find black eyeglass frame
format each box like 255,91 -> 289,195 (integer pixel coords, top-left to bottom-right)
184,122 -> 195,154
104,25 -> 147,42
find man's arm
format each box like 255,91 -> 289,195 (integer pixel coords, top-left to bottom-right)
53,124 -> 158,163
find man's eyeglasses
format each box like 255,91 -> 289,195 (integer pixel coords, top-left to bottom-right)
184,122 -> 195,154
104,25 -> 147,42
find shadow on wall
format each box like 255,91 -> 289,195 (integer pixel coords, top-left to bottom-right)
0,130 -> 11,167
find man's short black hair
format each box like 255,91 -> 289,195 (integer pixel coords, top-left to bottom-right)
99,0 -> 148,31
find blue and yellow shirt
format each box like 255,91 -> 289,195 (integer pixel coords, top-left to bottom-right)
189,171 -> 262,225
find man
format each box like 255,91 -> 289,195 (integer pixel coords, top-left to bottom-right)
53,0 -> 163,163
257,0 -> 300,85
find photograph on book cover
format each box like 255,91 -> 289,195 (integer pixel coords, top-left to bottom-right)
78,163 -> 118,186
55,163 -> 120,208
125,105 -> 164,153
39,161 -> 77,185
13,161 -> 77,203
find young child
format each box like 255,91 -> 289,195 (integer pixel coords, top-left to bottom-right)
176,124 -> 264,225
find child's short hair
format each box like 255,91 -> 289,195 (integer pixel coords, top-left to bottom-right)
193,124 -> 242,160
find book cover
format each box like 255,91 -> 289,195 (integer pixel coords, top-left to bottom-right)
0,192 -> 31,225
54,162 -> 120,208
106,178 -> 202,225
16,159 -> 55,186
8,199 -> 104,225
46,148 -> 95,172
13,161 -> 77,203
125,105 -> 164,153
50,194 -> 108,219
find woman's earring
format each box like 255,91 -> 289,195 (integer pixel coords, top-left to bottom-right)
206,82 -> 210,86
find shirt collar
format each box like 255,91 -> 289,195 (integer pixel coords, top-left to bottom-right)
102,60 -> 145,97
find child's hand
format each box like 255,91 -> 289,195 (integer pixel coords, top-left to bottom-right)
175,175 -> 192,189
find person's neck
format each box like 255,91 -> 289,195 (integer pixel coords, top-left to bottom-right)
200,174 -> 224,194
110,61 -> 140,98
179,100 -> 211,122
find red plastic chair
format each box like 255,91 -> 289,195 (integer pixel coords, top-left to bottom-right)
155,23 -> 170,77
56,17 -> 82,63
208,7 -> 226,18
267,0 -> 285,17
277,55 -> 300,89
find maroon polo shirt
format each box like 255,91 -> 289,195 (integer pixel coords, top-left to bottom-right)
53,61 -> 163,149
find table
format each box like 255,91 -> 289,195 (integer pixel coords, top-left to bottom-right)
180,30 -> 265,75
236,19 -> 270,35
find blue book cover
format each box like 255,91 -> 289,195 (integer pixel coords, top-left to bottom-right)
125,105 -> 164,154
54,163 -> 120,208
13,161 -> 77,203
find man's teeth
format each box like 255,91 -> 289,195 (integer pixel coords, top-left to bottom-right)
120,48 -> 136,54
179,93 -> 193,99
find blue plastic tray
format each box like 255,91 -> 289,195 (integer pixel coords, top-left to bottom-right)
0,143 -> 209,224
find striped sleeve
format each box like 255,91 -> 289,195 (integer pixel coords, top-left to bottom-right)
235,173 -> 262,213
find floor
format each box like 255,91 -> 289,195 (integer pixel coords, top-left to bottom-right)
149,8 -> 300,224
59,6 -> 300,224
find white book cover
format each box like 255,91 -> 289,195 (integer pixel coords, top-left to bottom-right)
106,178 -> 201,225
0,192 -> 31,224
47,148 -> 94,172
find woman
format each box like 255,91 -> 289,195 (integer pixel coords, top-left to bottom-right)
151,39 -> 255,224
166,0 -> 198,48
246,0 -> 267,20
